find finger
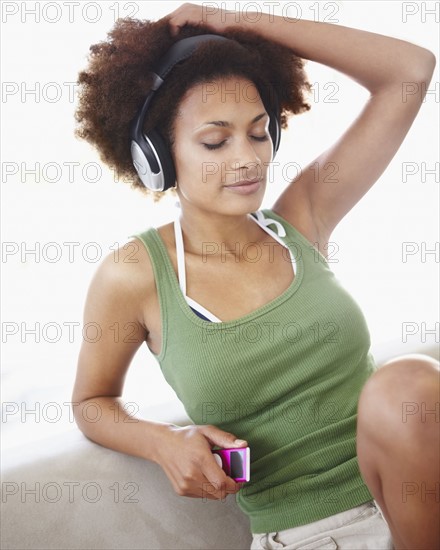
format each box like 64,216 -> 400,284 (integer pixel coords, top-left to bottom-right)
228,478 -> 244,494
200,466 -> 227,497
187,492 -> 218,500
168,21 -> 180,37
202,463 -> 237,499
199,475 -> 225,500
181,484 -> 218,499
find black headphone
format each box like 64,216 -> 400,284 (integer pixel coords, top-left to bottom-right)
130,34 -> 281,192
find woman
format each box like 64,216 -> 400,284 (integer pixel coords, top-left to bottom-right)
72,3 -> 439,548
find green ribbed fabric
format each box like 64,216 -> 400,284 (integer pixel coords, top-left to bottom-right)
130,208 -> 375,534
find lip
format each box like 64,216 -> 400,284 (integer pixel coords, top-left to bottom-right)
225,179 -> 262,188
224,179 -> 262,195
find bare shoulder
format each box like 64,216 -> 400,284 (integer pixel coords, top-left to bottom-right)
117,222 -> 175,329
73,235 -> 161,403
90,230 -> 168,334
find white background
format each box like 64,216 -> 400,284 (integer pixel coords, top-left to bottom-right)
1,1 -> 439,448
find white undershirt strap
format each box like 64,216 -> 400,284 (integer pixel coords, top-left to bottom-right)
173,210 -> 296,322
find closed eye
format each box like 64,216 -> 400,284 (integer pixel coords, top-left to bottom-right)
202,135 -> 269,150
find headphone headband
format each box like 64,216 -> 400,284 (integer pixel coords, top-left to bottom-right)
130,34 -> 281,192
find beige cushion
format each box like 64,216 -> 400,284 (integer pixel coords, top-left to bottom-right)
2,428 -> 252,549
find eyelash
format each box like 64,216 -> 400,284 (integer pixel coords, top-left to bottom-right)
202,135 -> 269,150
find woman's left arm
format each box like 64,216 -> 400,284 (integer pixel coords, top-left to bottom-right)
241,14 -> 436,238
169,4 -> 436,240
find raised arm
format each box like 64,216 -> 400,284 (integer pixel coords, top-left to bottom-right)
168,4 -> 436,244
243,13 -> 436,239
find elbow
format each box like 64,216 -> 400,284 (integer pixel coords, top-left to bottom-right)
71,390 -> 92,431
409,48 -> 436,83
71,398 -> 98,436
380,49 -> 436,94
71,395 -> 84,430
420,48 -> 436,76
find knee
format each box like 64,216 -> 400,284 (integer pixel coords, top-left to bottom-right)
379,353 -> 439,374
357,354 -> 439,437
361,353 -> 439,398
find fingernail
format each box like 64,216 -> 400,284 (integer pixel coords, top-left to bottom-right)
234,439 -> 246,445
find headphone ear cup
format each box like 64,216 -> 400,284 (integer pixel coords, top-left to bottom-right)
268,111 -> 281,160
142,128 -> 176,192
131,128 -> 176,192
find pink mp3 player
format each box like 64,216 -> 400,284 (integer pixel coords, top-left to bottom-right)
211,446 -> 250,482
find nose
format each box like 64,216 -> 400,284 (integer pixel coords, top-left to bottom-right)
229,136 -> 265,178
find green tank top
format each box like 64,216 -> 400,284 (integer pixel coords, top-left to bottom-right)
130,208 -> 375,534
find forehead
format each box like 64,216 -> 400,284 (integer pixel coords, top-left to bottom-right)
176,76 -> 265,121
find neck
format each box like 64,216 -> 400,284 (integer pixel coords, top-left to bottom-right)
176,203 -> 262,258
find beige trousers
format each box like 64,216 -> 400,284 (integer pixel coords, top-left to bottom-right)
250,500 -> 394,549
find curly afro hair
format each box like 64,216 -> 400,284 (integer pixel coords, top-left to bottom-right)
75,16 -> 312,202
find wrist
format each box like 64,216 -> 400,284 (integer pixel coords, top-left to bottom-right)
148,421 -> 180,464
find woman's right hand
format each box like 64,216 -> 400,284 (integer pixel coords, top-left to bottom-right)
153,424 -> 248,500
166,2 -> 239,37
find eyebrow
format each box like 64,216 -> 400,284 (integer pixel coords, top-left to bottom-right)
194,112 -> 268,131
